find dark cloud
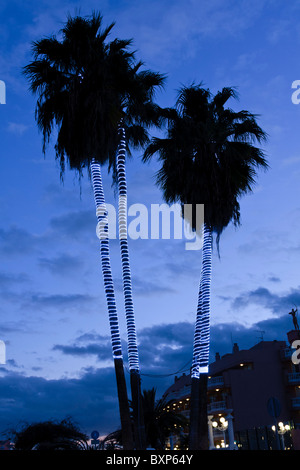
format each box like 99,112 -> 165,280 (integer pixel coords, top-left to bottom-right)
49,210 -> 95,238
114,276 -> 175,297
0,210 -> 97,261
0,272 -> 28,289
0,313 -> 293,439
38,253 -> 83,275
0,288 -> 96,319
268,276 -> 281,283
0,367 -> 120,438
210,312 -> 292,360
231,286 -> 300,315
0,226 -> 41,255
27,292 -> 94,310
53,335 -> 112,362
138,322 -> 194,374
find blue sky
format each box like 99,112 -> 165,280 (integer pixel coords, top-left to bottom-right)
1,0 -> 300,438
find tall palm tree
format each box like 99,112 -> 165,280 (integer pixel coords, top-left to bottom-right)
143,84 -> 268,449
115,70 -> 165,449
23,12 -> 165,450
23,12 -> 135,449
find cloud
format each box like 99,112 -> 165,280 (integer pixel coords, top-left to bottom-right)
113,276 -> 175,297
0,312 -> 292,439
26,292 -> 94,311
0,226 -> 41,255
7,122 -> 30,136
0,210 -> 96,258
0,272 -> 29,289
138,322 -> 194,373
53,334 -> 112,362
0,367 -> 120,437
231,286 -> 300,315
1,288 -> 96,316
38,253 -> 83,276
268,276 -> 281,283
112,0 -> 269,68
49,323 -> 193,373
267,18 -> 291,44
237,228 -> 286,255
49,210 -> 95,238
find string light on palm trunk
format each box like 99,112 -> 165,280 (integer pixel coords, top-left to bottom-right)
191,223 -> 212,378
91,159 -> 123,360
117,124 -> 140,372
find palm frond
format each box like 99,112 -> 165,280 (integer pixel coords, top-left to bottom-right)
143,83 -> 268,241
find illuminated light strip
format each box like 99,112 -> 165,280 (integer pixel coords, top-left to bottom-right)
191,283 -> 203,378
198,223 -> 212,372
191,223 -> 212,378
117,125 -> 140,372
90,159 -> 123,360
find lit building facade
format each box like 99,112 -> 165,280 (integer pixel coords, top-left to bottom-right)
162,329 -> 300,450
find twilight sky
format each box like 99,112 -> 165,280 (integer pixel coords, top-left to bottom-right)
1,0 -> 300,438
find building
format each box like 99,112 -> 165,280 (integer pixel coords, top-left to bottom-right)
162,329 -> 300,450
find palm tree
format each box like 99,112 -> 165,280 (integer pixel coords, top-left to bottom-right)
99,429 -> 122,450
115,70 -> 165,449
23,12 -> 165,450
11,417 -> 88,450
22,12 -> 136,449
141,388 -> 188,449
143,84 -> 268,449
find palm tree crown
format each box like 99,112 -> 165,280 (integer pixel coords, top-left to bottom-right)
144,84 -> 268,242
23,12 -> 165,178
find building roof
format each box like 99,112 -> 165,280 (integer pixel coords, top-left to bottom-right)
163,340 -> 287,398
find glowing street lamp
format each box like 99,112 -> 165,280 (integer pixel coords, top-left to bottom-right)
272,422 -> 290,450
212,417 -> 228,448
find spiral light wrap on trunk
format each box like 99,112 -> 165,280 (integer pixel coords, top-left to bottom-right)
191,223 -> 212,378
117,125 -> 140,372
91,159 -> 123,360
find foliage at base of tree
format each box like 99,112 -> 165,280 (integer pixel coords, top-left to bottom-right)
11,417 -> 89,450
141,388 -> 188,450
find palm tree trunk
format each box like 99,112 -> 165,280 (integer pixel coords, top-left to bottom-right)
90,159 -> 134,450
117,124 -> 146,449
189,223 -> 212,450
